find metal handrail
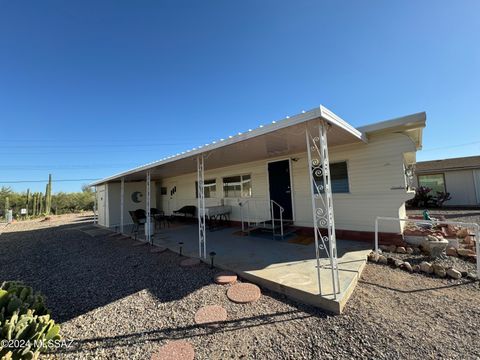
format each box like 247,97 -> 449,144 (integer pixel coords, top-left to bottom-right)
270,200 -> 284,239
239,199 -> 248,232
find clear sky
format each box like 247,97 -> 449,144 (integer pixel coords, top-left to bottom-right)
1,1 -> 479,193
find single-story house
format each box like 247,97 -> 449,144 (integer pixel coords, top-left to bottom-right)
92,106 -> 425,239
414,155 -> 480,207
90,105 -> 425,311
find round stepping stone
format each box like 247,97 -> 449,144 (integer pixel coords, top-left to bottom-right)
150,246 -> 167,253
227,283 -> 261,303
180,258 -> 201,267
151,340 -> 194,360
194,305 -> 227,325
214,271 -> 237,285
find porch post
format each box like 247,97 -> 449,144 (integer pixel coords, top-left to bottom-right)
146,171 -> 151,244
93,186 -> 97,224
197,155 -> 206,259
305,121 -> 340,299
120,177 -> 125,233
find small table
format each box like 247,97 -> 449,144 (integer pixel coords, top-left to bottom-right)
200,205 -> 232,230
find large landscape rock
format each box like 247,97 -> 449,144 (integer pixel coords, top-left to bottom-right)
457,248 -> 475,257
378,255 -> 388,264
368,252 -> 379,263
396,246 -> 406,254
393,259 -> 404,268
420,261 -> 433,274
422,236 -> 449,258
456,228 -> 469,239
446,247 -> 457,257
401,262 -> 413,272
446,268 -> 462,280
433,264 -> 446,278
463,235 -> 475,246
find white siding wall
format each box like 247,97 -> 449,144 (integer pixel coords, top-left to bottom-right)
444,170 -> 477,206
414,169 -> 480,206
292,132 -> 415,233
150,132 -> 416,234
97,181 -> 156,228
96,184 -> 107,226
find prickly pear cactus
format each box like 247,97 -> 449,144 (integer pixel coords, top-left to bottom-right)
0,282 -> 61,359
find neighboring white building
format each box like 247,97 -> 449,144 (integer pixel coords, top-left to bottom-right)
414,155 -> 480,207
91,106 -> 426,238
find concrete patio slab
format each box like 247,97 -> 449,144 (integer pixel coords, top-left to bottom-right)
146,224 -> 371,314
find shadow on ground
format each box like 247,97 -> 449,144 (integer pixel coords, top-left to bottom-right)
0,218 -> 328,324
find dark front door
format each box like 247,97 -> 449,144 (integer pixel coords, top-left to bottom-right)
268,159 -> 293,220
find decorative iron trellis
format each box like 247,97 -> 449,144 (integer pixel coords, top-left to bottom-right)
146,171 -> 151,244
197,155 -> 207,259
305,121 -> 340,299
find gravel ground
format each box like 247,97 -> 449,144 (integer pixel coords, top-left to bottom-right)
1,213 -> 479,359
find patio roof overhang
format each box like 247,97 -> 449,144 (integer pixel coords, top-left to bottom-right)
90,106 -> 367,185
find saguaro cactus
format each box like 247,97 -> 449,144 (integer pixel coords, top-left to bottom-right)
39,192 -> 43,215
32,194 -> 37,217
45,184 -> 48,213
45,174 -> 52,215
26,189 -> 30,216
4,196 -> 9,220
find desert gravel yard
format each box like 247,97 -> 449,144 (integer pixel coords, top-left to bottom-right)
0,213 -> 479,359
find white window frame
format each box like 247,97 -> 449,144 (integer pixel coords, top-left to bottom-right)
195,178 -> 217,198
222,174 -> 252,198
313,160 -> 351,194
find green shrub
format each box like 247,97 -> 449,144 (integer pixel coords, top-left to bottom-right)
0,282 -> 61,360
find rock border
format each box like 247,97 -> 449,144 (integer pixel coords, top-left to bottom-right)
379,244 -> 477,264
367,251 -> 477,280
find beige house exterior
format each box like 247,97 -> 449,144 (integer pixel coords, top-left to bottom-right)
414,155 -> 480,207
93,107 -> 425,237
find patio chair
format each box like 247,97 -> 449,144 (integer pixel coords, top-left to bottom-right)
150,208 -> 161,216
129,209 -> 147,233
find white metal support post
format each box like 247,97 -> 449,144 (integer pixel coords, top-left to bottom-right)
197,155 -> 207,259
120,177 -> 125,234
146,171 -> 151,244
93,186 -> 97,224
305,121 -> 340,299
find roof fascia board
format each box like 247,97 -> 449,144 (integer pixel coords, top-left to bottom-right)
90,107 -> 328,186
319,105 -> 368,143
90,106 -> 367,186
358,112 -> 426,134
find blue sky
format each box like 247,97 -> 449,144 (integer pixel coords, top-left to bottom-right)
1,1 -> 479,192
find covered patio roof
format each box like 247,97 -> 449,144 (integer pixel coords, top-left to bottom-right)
90,105 -> 367,185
